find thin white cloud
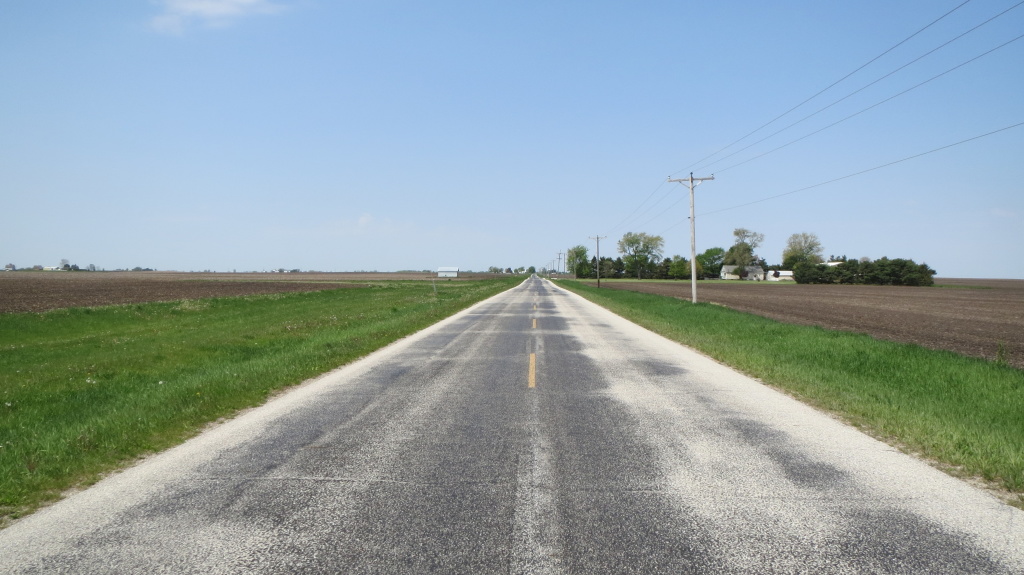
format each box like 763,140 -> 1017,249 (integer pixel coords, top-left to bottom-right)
152,0 -> 285,34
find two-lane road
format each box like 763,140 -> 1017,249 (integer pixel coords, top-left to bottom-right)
2,276 -> 1022,573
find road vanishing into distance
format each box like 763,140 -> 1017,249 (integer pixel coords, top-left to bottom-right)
2,276 -> 1022,574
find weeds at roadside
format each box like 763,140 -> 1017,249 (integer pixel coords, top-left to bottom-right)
996,341 -> 1009,368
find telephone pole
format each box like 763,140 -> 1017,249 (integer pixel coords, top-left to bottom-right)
668,172 -> 714,304
557,252 -> 564,274
589,235 -> 606,288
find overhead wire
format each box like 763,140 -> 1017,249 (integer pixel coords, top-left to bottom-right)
698,122 -> 1024,218
619,1 -> 990,242
692,0 -> 1024,174
654,120 -> 1023,237
713,31 -> 1024,174
602,181 -> 670,237
593,1 -> 1019,252
672,0 -> 975,176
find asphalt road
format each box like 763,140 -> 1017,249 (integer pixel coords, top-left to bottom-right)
2,276 -> 1022,574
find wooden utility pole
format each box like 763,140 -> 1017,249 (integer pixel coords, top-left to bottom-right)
589,235 -> 606,287
668,173 -> 714,304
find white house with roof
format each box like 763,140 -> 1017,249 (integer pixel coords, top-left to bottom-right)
437,267 -> 459,278
720,265 -> 766,281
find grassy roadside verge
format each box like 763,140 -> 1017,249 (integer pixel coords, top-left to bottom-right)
557,280 -> 1024,506
0,278 -> 521,525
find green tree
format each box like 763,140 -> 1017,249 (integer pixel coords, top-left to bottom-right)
667,255 -> 702,280
612,257 -> 625,278
723,228 -> 764,268
617,232 -> 665,279
793,261 -> 826,284
668,255 -> 688,279
566,245 -> 591,279
781,232 -> 824,270
723,243 -> 753,267
696,247 -> 725,278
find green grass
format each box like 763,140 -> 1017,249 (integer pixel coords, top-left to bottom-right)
558,280 -> 1024,504
0,278 -> 520,523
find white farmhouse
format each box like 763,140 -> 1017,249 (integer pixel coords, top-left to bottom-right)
720,265 -> 766,281
437,267 -> 459,278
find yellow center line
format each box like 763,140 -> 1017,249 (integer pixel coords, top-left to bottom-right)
528,353 -> 536,388
532,318 -> 537,329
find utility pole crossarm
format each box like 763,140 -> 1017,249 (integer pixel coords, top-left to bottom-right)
667,174 -> 715,185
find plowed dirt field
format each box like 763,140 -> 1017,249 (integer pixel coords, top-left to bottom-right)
588,278 -> 1024,370
0,271 -> 494,314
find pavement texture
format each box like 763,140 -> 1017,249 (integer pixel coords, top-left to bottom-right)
1,276 -> 1022,574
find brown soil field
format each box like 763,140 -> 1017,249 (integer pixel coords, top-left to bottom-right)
588,278 -> 1024,370
0,271 -> 500,314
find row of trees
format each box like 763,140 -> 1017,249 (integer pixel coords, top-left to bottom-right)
566,254 -> 715,280
563,229 -> 935,285
565,233 -> 727,280
794,257 -> 937,286
486,266 -> 536,274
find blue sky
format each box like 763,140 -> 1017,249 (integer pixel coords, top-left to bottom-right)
2,1 -> 1021,277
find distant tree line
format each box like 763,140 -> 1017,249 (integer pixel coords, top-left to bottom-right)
7,260 -> 103,271
486,266 -> 534,274
561,228 -> 936,286
793,257 -> 936,286
565,242 -> 727,280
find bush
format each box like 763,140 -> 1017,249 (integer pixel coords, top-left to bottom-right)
793,261 -> 824,284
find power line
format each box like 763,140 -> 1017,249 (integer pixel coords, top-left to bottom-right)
693,0 -> 1024,174
698,122 -> 1024,217
603,181 -> 670,237
607,2 -> 1019,245
673,0 -> 976,175
713,31 -> 1024,174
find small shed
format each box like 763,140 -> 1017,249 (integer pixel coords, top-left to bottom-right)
437,267 -> 460,278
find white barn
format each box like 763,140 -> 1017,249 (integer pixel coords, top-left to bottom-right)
437,267 -> 460,278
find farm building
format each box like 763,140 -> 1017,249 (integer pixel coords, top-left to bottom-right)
767,270 -> 795,281
721,265 -> 766,281
437,267 -> 460,278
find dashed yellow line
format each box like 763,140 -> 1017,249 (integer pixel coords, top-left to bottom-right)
532,318 -> 537,329
528,353 -> 536,388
